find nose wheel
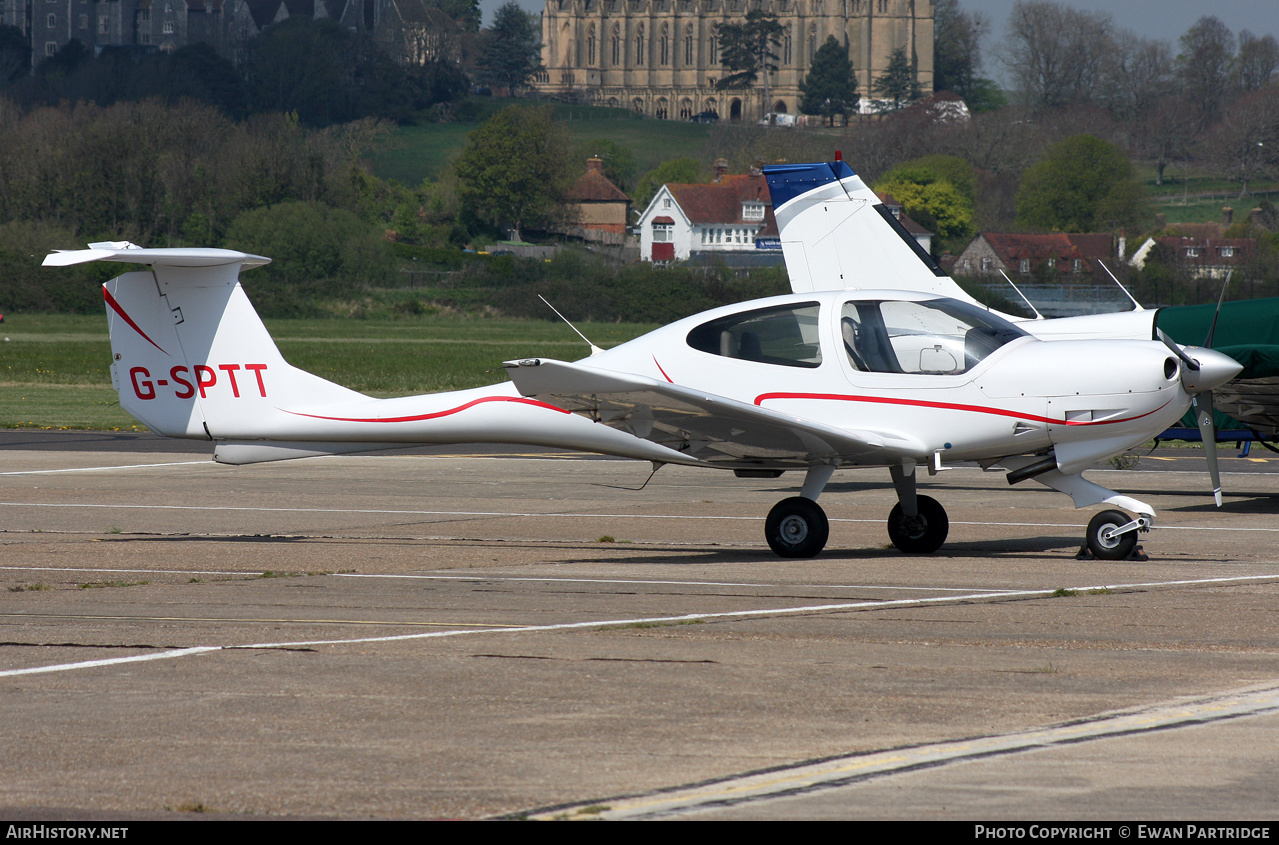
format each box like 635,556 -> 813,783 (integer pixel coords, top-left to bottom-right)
887,494 -> 949,554
765,497 -> 829,558
1084,509 -> 1141,560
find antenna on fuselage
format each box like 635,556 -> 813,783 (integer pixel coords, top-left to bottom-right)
538,294 -> 605,357
1097,261 -> 1145,311
997,270 -> 1044,320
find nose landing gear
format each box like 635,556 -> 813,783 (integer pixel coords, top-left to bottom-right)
1082,510 -> 1151,561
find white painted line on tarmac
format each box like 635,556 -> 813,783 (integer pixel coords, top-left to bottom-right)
537,683 -> 1279,820
0,461 -> 210,476
0,647 -> 221,677
4,574 -> 1278,679
342,573 -> 1022,593
0,565 -> 264,577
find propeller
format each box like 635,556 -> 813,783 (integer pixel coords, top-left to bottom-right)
1156,276 -> 1238,507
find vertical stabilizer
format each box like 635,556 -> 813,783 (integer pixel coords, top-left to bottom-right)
46,246 -> 365,439
763,161 -> 976,303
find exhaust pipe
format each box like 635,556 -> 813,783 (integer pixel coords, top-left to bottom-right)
1007,455 -> 1058,485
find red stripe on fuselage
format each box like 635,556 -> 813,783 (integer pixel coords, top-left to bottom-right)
103,286 -> 168,356
285,395 -> 572,424
754,392 -> 1171,426
653,357 -> 674,383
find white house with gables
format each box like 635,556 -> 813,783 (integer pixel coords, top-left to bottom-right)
636,168 -> 780,266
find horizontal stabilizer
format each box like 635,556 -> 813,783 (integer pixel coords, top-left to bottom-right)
44,246 -> 270,269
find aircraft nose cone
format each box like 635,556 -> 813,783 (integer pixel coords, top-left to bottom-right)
1182,347 -> 1243,393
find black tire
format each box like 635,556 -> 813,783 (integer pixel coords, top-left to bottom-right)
887,494 -> 949,554
765,497 -> 829,558
1086,510 -> 1138,561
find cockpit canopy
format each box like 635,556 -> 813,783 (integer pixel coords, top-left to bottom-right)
686,297 -> 1028,375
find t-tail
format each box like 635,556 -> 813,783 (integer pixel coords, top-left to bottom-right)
762,158 -> 973,302
44,243 -> 690,467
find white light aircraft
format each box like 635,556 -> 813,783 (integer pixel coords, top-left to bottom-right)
763,156 -> 1244,508
44,241 -> 1239,560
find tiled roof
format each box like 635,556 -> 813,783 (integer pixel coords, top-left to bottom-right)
569,167 -> 630,203
666,173 -> 770,225
1153,237 -> 1254,266
983,233 -> 1113,261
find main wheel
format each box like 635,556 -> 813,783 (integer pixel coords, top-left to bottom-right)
1085,509 -> 1138,560
765,497 -> 829,558
887,495 -> 949,554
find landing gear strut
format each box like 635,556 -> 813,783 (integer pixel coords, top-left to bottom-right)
886,460 -> 949,554
765,497 -> 829,558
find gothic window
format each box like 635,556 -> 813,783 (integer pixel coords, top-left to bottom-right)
660,23 -> 669,65
631,97 -> 644,113
684,24 -> 693,65
588,24 -> 596,65
809,23 -> 817,61
611,24 -> 620,64
709,33 -> 717,65
655,97 -> 668,118
636,24 -> 645,65
679,98 -> 693,119
783,26 -> 792,64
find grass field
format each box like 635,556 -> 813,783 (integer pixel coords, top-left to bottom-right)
370,97 -> 717,184
0,313 -> 656,430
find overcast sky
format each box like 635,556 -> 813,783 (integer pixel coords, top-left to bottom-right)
481,0 -> 1279,70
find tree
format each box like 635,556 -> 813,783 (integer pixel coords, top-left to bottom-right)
871,47 -> 922,111
1002,1 -> 1113,113
874,156 -> 976,252
715,9 -> 783,116
632,158 -> 702,211
453,105 -> 574,242
1100,32 -> 1174,121
572,137 -> 636,192
933,0 -> 987,99
0,25 -> 29,84
1015,135 -> 1147,233
799,36 -> 858,126
1206,87 -> 1279,199
1237,30 -> 1279,92
480,1 -> 543,95
433,0 -> 481,33
1177,16 -> 1235,129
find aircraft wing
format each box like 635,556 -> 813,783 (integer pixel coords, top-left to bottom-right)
504,358 -> 921,469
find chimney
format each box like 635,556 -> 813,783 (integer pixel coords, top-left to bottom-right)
713,158 -> 728,183
1223,207 -> 1234,226
587,156 -> 603,173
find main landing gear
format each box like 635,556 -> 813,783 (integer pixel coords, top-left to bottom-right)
887,495 -> 949,554
765,497 -> 829,558
761,462 -> 952,558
